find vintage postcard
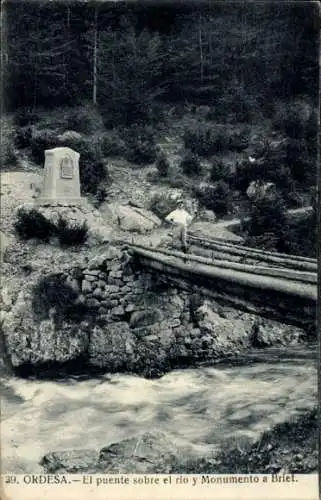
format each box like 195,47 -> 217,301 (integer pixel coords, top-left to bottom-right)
0,0 -> 319,499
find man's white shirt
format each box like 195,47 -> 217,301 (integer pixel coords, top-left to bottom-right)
165,208 -> 193,227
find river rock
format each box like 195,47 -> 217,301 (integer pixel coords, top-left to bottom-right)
41,449 -> 99,474
98,431 -> 192,473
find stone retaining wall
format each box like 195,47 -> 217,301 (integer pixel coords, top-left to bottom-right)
0,245 -> 307,378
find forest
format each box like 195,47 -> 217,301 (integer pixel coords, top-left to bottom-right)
2,1 -> 318,115
1,0 -> 319,257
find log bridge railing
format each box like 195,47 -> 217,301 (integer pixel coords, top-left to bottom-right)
125,239 -> 318,327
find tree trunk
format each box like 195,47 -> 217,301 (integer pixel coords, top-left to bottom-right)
92,7 -> 98,105
67,6 -> 70,29
199,14 -> 204,84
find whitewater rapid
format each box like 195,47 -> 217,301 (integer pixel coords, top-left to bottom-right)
1,345 -> 317,473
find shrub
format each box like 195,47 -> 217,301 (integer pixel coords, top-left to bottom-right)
210,159 -> 231,182
245,232 -> 279,252
79,154 -> 107,196
65,105 -> 104,135
234,159 -> 262,192
14,209 -> 89,246
145,170 -> 160,183
244,193 -> 290,252
180,150 -> 201,176
124,126 -> 157,165
94,185 -> 107,206
0,134 -> 18,169
99,131 -> 126,158
273,100 -> 312,139
183,124 -> 230,157
228,127 -> 250,151
284,190 -> 304,209
282,211 -> 317,258
149,192 -> 178,219
305,109 -> 318,155
14,125 -> 33,149
167,169 -> 194,189
30,129 -> 57,164
156,151 -> 170,177
212,91 -> 258,124
56,216 -> 88,246
210,181 -> 232,217
195,181 -> 231,217
14,108 -> 39,127
32,273 -> 79,324
14,208 -> 55,241
285,138 -> 314,185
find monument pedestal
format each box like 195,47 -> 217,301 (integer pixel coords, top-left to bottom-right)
36,147 -> 84,207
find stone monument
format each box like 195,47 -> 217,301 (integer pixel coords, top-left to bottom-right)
37,147 -> 83,206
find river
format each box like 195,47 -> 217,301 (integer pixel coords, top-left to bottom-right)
1,344 -> 317,474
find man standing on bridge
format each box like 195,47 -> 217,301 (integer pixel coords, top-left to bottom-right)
165,199 -> 193,253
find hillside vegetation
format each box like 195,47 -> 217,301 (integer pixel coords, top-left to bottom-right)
1,1 -> 318,257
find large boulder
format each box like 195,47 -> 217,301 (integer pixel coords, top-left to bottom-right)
250,317 -> 305,347
189,221 -> 244,243
98,431 -> 190,473
57,130 -> 83,142
195,302 -> 251,356
198,209 -> 217,223
100,203 -> 161,233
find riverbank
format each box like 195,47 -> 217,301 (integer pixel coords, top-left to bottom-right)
169,408 -> 318,474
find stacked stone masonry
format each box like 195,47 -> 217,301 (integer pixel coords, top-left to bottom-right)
0,246 -> 307,378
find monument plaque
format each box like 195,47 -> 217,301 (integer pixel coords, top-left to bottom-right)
37,147 -> 83,206
60,156 -> 74,179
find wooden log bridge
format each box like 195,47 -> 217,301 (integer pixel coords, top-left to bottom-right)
187,233 -> 317,272
126,242 -> 317,328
